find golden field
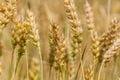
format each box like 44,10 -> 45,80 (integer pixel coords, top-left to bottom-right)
0,0 -> 120,80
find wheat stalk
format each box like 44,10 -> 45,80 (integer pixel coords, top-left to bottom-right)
0,40 -> 2,76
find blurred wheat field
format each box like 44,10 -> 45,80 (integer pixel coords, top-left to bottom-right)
0,0 -> 120,80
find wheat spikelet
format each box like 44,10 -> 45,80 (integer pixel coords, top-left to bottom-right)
68,56 -> 75,80
0,3 -> 6,12
29,58 -> 40,80
91,31 -> 99,64
12,18 -> 29,51
85,65 -> 94,80
64,0 -> 82,58
0,0 -> 17,28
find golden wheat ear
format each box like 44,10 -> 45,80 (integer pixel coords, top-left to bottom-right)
25,10 -> 43,80
11,15 -> 30,80
64,0 -> 83,59
98,35 -> 120,80
98,18 -> 120,80
84,0 -> 100,60
50,21 -> 66,69
85,0 -> 94,31
64,0 -> 83,80
99,17 -> 119,61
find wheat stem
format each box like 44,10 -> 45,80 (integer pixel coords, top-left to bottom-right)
25,51 -> 29,80
81,60 -> 85,80
38,43 -> 43,80
98,61 -> 104,80
8,48 -> 15,80
11,53 -> 23,80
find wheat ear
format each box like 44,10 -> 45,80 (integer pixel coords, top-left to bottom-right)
84,1 -> 99,79
99,17 -> 119,62
64,0 -> 83,79
0,0 -> 17,29
25,10 -> 43,80
11,16 -> 30,80
98,35 -> 120,80
49,20 -> 66,80
64,0 -> 83,58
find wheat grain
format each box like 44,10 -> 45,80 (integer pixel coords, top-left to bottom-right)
85,0 -> 100,62
0,0 -> 17,28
